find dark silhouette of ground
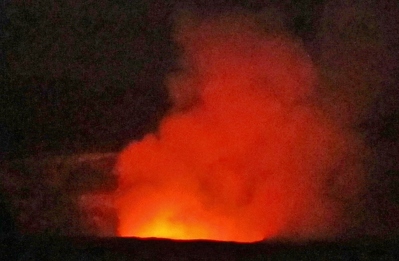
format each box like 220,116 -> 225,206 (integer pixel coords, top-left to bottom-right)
1,236 -> 398,260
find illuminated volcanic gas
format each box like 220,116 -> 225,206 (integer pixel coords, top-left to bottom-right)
114,11 -> 366,242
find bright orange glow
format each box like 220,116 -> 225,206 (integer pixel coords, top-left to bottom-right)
128,206 -> 211,240
136,216 -> 208,240
114,13 -> 363,242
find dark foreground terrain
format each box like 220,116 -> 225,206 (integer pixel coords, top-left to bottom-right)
1,235 -> 398,260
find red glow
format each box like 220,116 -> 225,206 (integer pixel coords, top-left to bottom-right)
114,13 -> 362,242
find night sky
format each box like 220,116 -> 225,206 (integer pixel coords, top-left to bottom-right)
0,0 -> 399,237
1,0 -> 176,158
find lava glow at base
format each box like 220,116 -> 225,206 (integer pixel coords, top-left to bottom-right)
114,11 -> 365,242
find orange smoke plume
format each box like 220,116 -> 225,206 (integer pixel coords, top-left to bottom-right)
114,11 -> 365,242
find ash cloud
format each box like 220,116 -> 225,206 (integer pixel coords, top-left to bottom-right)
114,7 -> 387,241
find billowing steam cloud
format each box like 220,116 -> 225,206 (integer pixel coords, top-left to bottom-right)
114,10 -> 367,242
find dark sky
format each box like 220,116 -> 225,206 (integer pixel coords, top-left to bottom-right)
1,0 -> 175,157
